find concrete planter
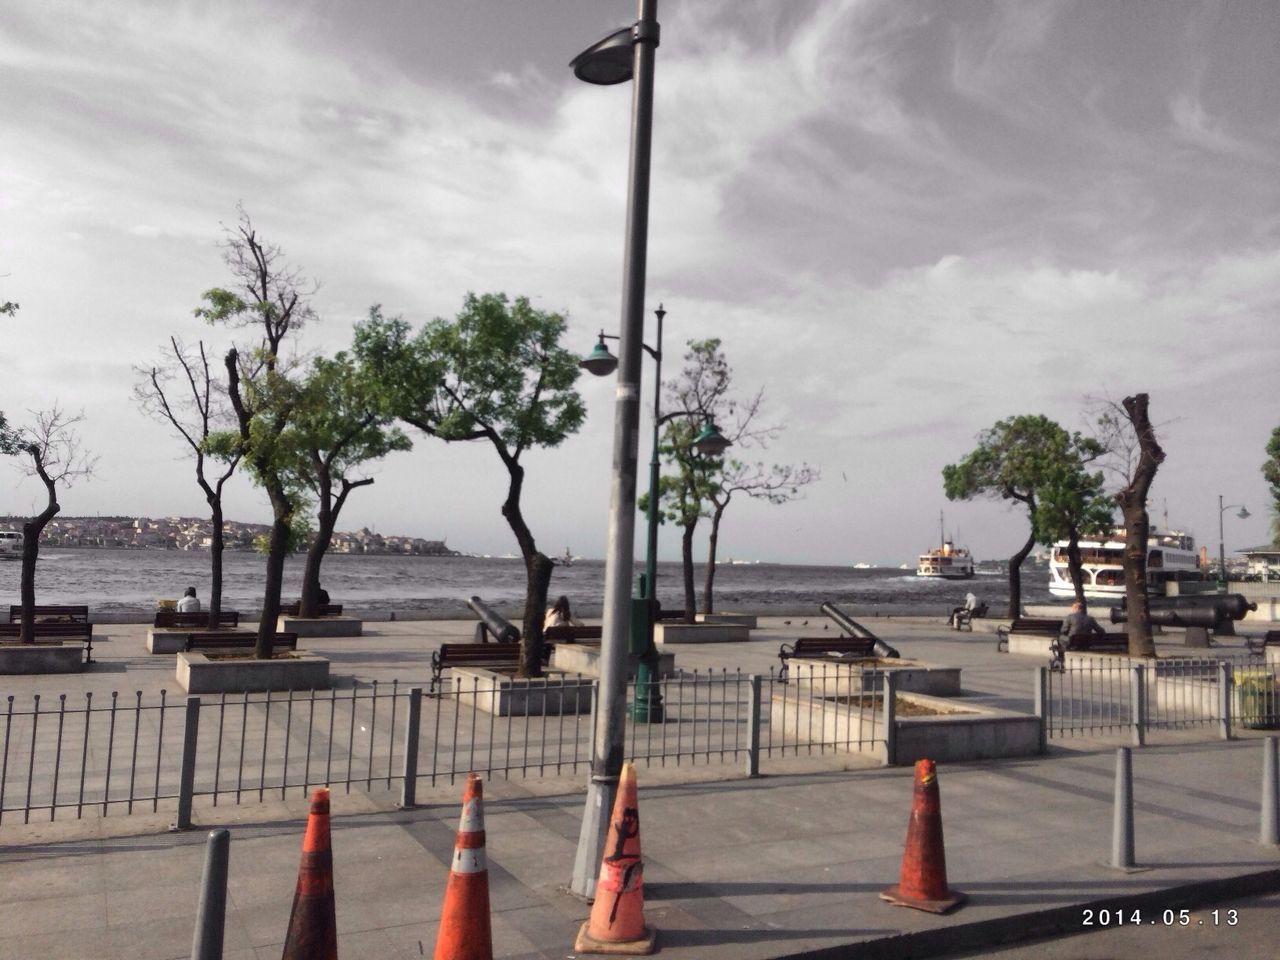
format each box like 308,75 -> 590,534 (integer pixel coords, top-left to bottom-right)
769,688 -> 1040,766
788,657 -> 962,697
1006,634 -> 1054,658
696,613 -> 758,628
0,643 -> 84,674
175,651 -> 331,693
550,644 -> 676,680
146,628 -> 255,654
451,666 -> 594,717
656,623 -> 751,644
277,616 -> 364,637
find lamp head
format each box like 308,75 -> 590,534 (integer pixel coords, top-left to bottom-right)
580,333 -> 619,376
693,420 -> 731,457
570,26 -> 634,85
1237,506 -> 1251,520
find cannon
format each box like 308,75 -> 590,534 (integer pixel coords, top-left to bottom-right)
819,601 -> 900,658
467,595 -> 520,644
1111,592 -> 1258,640
1109,605 -> 1220,628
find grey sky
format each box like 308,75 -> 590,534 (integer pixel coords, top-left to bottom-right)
1,0 -> 1277,567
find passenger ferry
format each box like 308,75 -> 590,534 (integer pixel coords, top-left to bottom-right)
916,541 -> 975,579
0,529 -> 22,560
1048,528 -> 1201,598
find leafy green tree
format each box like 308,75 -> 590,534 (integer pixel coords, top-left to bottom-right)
1263,426 -> 1280,546
134,338 -> 243,628
280,337 -> 412,617
356,293 -> 584,677
1031,438 -> 1113,610
943,415 -> 1079,618
196,210 -> 312,658
8,407 -> 95,641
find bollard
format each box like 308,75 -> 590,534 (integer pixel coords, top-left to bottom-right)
1263,737 -> 1279,846
191,828 -> 231,960
1111,747 -> 1135,869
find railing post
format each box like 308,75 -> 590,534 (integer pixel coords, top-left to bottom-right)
883,670 -> 897,767
173,696 -> 201,831
1262,737 -> 1279,846
1218,661 -> 1234,741
1131,664 -> 1146,747
399,687 -> 422,809
745,675 -> 761,778
1034,666 -> 1049,752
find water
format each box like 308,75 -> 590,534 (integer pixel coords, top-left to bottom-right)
0,548 -> 1053,621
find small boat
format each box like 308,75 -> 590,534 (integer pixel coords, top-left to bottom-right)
559,547 -> 574,567
0,529 -> 21,560
916,512 -> 975,579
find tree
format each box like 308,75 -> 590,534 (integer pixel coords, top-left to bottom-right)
1031,438 -> 1113,610
280,333 -> 411,617
357,293 -> 584,677
1095,393 -> 1164,657
134,338 -> 243,628
943,415 -> 1080,618
196,210 -> 313,659
1263,426 -> 1280,547
8,407 -> 95,641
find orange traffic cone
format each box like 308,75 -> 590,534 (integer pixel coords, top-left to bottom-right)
574,762 -> 656,955
281,787 -> 338,960
880,759 -> 966,914
433,774 -> 492,960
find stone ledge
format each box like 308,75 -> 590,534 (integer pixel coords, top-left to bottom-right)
276,616 -> 363,637
176,651 -> 331,693
146,627 -> 256,654
656,623 -> 751,644
696,613 -> 758,628
551,644 -> 676,680
0,643 -> 84,674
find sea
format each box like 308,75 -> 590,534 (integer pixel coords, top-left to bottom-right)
0,548 -> 1055,622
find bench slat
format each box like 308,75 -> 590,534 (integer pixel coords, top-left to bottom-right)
8,604 -> 90,623
155,610 -> 241,629
0,621 -> 95,663
184,632 -> 298,653
430,641 -> 553,693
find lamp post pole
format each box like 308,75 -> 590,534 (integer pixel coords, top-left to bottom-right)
570,0 -> 660,901
634,305 -> 665,723
1218,495 -> 1250,591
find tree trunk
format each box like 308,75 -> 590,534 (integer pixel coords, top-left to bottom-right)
256,484 -> 292,659
681,522 -> 697,624
208,500 -> 225,629
19,478 -> 58,643
520,552 -> 555,677
1007,529 -> 1036,619
702,505 -> 726,616
300,519 -> 333,620
1116,394 -> 1163,658
1066,530 -> 1087,611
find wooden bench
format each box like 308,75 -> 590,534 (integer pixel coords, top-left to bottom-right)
655,609 -> 686,622
9,604 -> 90,623
184,632 -> 299,654
1066,631 -> 1130,654
154,609 -> 241,629
430,642 -> 554,694
278,602 -> 344,617
778,636 -> 876,677
996,617 -> 1061,652
0,621 -> 95,662
1244,630 -> 1280,655
543,625 -> 603,643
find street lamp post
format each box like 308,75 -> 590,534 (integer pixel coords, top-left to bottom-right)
568,0 -> 661,901
1218,494 -> 1250,590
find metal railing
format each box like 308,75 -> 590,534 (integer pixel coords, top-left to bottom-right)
1,666 -> 894,826
1039,652 -> 1279,743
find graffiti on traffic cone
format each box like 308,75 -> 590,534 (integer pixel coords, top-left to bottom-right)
433,774 -> 492,960
281,787 -> 338,960
574,762 -> 656,955
880,758 -> 966,914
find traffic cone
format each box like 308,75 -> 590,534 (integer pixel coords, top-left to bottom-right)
281,787 -> 338,960
433,774 -> 492,960
880,758 -> 966,914
574,762 -> 656,955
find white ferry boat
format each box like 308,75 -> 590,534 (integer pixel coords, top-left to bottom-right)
916,541 -> 975,579
1048,528 -> 1201,598
0,529 -> 22,560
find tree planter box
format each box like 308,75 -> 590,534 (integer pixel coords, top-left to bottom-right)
551,643 -> 676,680
656,623 -> 750,644
769,689 -> 1040,765
451,666 -> 594,717
0,643 -> 84,674
696,613 -> 758,628
277,616 -> 364,638
175,651 -> 331,693
147,628 -> 255,654
788,658 -> 962,697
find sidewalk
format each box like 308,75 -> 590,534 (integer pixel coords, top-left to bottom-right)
1,616 -> 1278,959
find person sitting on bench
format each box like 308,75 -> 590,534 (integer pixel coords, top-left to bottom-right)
1052,601 -> 1105,666
950,592 -> 985,628
544,595 -> 582,630
177,587 -> 201,614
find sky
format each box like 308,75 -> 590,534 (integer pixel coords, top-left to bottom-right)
1,0 -> 1278,568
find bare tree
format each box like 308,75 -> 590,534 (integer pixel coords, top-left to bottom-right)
9,407 -> 95,641
134,337 -> 243,627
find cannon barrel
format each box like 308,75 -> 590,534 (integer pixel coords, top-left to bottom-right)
1122,593 -> 1258,621
1109,605 -> 1222,628
819,601 -> 900,658
467,595 -> 520,644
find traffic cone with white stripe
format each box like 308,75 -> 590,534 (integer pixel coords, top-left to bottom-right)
574,762 -> 655,955
281,788 -> 338,960
433,774 -> 492,960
